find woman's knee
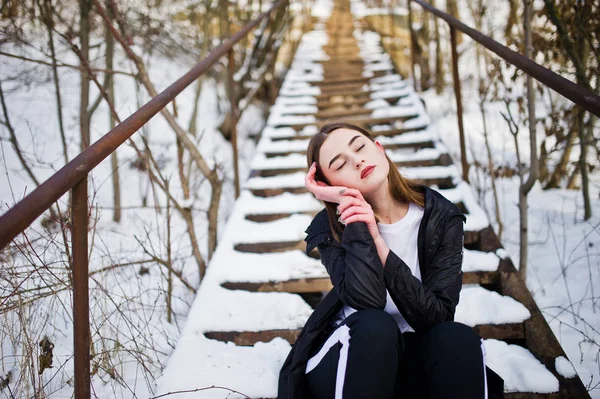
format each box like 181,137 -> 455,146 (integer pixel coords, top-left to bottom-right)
344,308 -> 398,343
422,321 -> 481,355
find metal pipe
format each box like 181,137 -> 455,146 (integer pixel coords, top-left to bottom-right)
407,0 -> 417,91
450,26 -> 469,183
0,0 -> 288,250
412,0 -> 600,117
228,48 -> 241,199
72,178 -> 90,398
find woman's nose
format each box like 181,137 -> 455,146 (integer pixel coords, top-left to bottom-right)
356,159 -> 365,168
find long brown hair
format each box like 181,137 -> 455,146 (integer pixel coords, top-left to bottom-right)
306,122 -> 425,242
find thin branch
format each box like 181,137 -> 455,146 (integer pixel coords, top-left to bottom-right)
0,51 -> 136,77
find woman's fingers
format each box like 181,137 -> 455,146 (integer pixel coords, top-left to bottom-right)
339,205 -> 367,222
342,214 -> 369,225
336,197 -> 362,215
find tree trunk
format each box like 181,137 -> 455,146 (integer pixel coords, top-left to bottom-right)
207,170 -> 223,262
432,0 -> 444,94
545,129 -> 575,189
80,0 -> 91,150
106,6 -> 121,223
574,5 -> 591,220
519,0 -> 540,283
43,0 -> 69,165
446,0 -> 462,44
419,10 -> 432,91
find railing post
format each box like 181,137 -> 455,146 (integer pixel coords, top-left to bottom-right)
71,177 -> 90,398
407,0 -> 417,91
450,26 -> 469,183
227,48 -> 241,199
388,0 -> 394,57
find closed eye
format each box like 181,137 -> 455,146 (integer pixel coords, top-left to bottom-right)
335,145 -> 365,171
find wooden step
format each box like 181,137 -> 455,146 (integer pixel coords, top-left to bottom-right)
252,154 -> 451,177
248,176 -> 456,198
271,114 -> 421,130
262,139 -> 434,157
203,322 -> 525,347
221,271 -> 499,295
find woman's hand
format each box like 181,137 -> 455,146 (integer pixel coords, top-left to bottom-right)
337,189 -> 381,242
305,162 -> 349,204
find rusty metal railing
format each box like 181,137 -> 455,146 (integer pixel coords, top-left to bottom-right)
402,0 -> 600,183
0,0 -> 288,397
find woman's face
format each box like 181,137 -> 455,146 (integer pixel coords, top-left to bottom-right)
318,128 -> 390,193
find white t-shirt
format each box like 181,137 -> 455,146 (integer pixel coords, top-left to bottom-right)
333,202 -> 425,333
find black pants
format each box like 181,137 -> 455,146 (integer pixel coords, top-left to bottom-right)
305,308 -> 488,399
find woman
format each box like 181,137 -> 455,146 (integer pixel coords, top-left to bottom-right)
278,122 -> 504,399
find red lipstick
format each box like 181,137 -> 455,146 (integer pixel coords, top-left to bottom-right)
361,165 -> 375,179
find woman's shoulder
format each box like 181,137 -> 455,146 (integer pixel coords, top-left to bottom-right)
426,186 -> 467,223
305,208 -> 330,236
304,208 -> 333,254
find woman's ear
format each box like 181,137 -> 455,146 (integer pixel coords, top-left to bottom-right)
375,140 -> 384,152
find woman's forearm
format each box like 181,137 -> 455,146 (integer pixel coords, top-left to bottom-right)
373,235 -> 390,267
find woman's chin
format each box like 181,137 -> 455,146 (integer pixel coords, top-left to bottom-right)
350,175 -> 388,194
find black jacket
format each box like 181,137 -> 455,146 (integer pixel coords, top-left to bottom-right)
278,184 -> 504,398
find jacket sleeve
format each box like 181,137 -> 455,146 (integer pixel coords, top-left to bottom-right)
307,221 -> 387,310
382,214 -> 465,332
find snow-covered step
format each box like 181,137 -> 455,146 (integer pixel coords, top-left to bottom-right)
438,181 -> 490,232
244,167 -> 459,197
203,285 -> 530,343
260,135 -> 436,157
239,191 -> 322,215
231,213 -> 312,245
456,285 -> 531,327
251,147 -> 448,173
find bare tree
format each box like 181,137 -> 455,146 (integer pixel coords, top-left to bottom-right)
518,0 -> 539,282
543,0 -> 595,220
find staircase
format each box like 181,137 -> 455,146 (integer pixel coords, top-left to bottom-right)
157,1 -> 590,398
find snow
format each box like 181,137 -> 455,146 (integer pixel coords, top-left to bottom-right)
158,336 -> 290,399
456,285 -> 531,326
240,191 -> 321,214
484,339 -> 559,393
462,248 -> 501,272
370,86 -> 412,100
266,113 -> 316,126
279,85 -> 321,97
257,137 -> 311,153
365,98 -> 391,109
555,356 -> 578,379
251,152 -> 306,169
244,171 -> 306,189
232,213 -> 313,244
270,104 -> 318,115
398,164 -> 461,180
275,95 -> 318,105
386,147 -> 440,163
439,182 -> 491,231
372,104 -> 420,118
217,250 -> 328,283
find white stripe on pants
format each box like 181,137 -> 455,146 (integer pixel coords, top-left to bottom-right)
305,325 -> 351,399
481,338 -> 488,399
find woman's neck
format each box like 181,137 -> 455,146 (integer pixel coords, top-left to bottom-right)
364,182 -> 409,225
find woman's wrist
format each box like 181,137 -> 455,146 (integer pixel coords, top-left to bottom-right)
373,234 -> 390,267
